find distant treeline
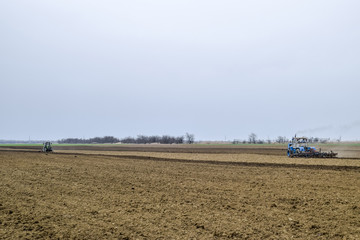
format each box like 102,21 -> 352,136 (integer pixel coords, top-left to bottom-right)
121,135 -> 184,144
232,134 -> 332,144
58,136 -> 119,144
58,135 -> 188,144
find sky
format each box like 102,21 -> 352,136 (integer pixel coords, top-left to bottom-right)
1,0 -> 359,141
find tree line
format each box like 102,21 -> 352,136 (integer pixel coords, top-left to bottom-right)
232,133 -> 331,144
57,133 -> 332,145
120,135 -> 184,144
58,136 -> 120,144
58,133 -> 195,144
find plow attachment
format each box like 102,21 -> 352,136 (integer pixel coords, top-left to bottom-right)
288,150 -> 338,158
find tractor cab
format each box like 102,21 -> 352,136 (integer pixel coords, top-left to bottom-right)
292,137 -> 309,150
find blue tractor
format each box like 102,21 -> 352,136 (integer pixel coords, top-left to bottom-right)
287,136 -> 337,158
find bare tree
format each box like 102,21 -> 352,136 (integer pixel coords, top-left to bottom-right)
276,136 -> 288,144
185,133 -> 195,144
248,133 -> 257,144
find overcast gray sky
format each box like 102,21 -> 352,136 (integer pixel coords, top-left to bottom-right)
1,0 -> 359,141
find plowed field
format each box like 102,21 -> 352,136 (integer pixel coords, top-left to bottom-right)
1,146 -> 359,239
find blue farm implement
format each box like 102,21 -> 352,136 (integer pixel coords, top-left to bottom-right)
287,137 -> 337,158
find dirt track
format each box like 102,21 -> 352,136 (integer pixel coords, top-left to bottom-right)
1,148 -> 360,239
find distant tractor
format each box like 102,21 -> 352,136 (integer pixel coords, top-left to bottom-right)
287,136 -> 337,158
42,142 -> 53,153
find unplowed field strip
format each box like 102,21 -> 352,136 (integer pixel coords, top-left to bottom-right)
1,149 -> 359,170
118,155 -> 360,171
57,150 -> 360,171
2,144 -> 360,157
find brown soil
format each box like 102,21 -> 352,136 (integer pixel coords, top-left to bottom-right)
0,144 -> 287,155
2,144 -> 360,158
0,149 -> 359,239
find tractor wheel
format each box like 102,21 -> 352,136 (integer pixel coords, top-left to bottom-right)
287,150 -> 294,158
